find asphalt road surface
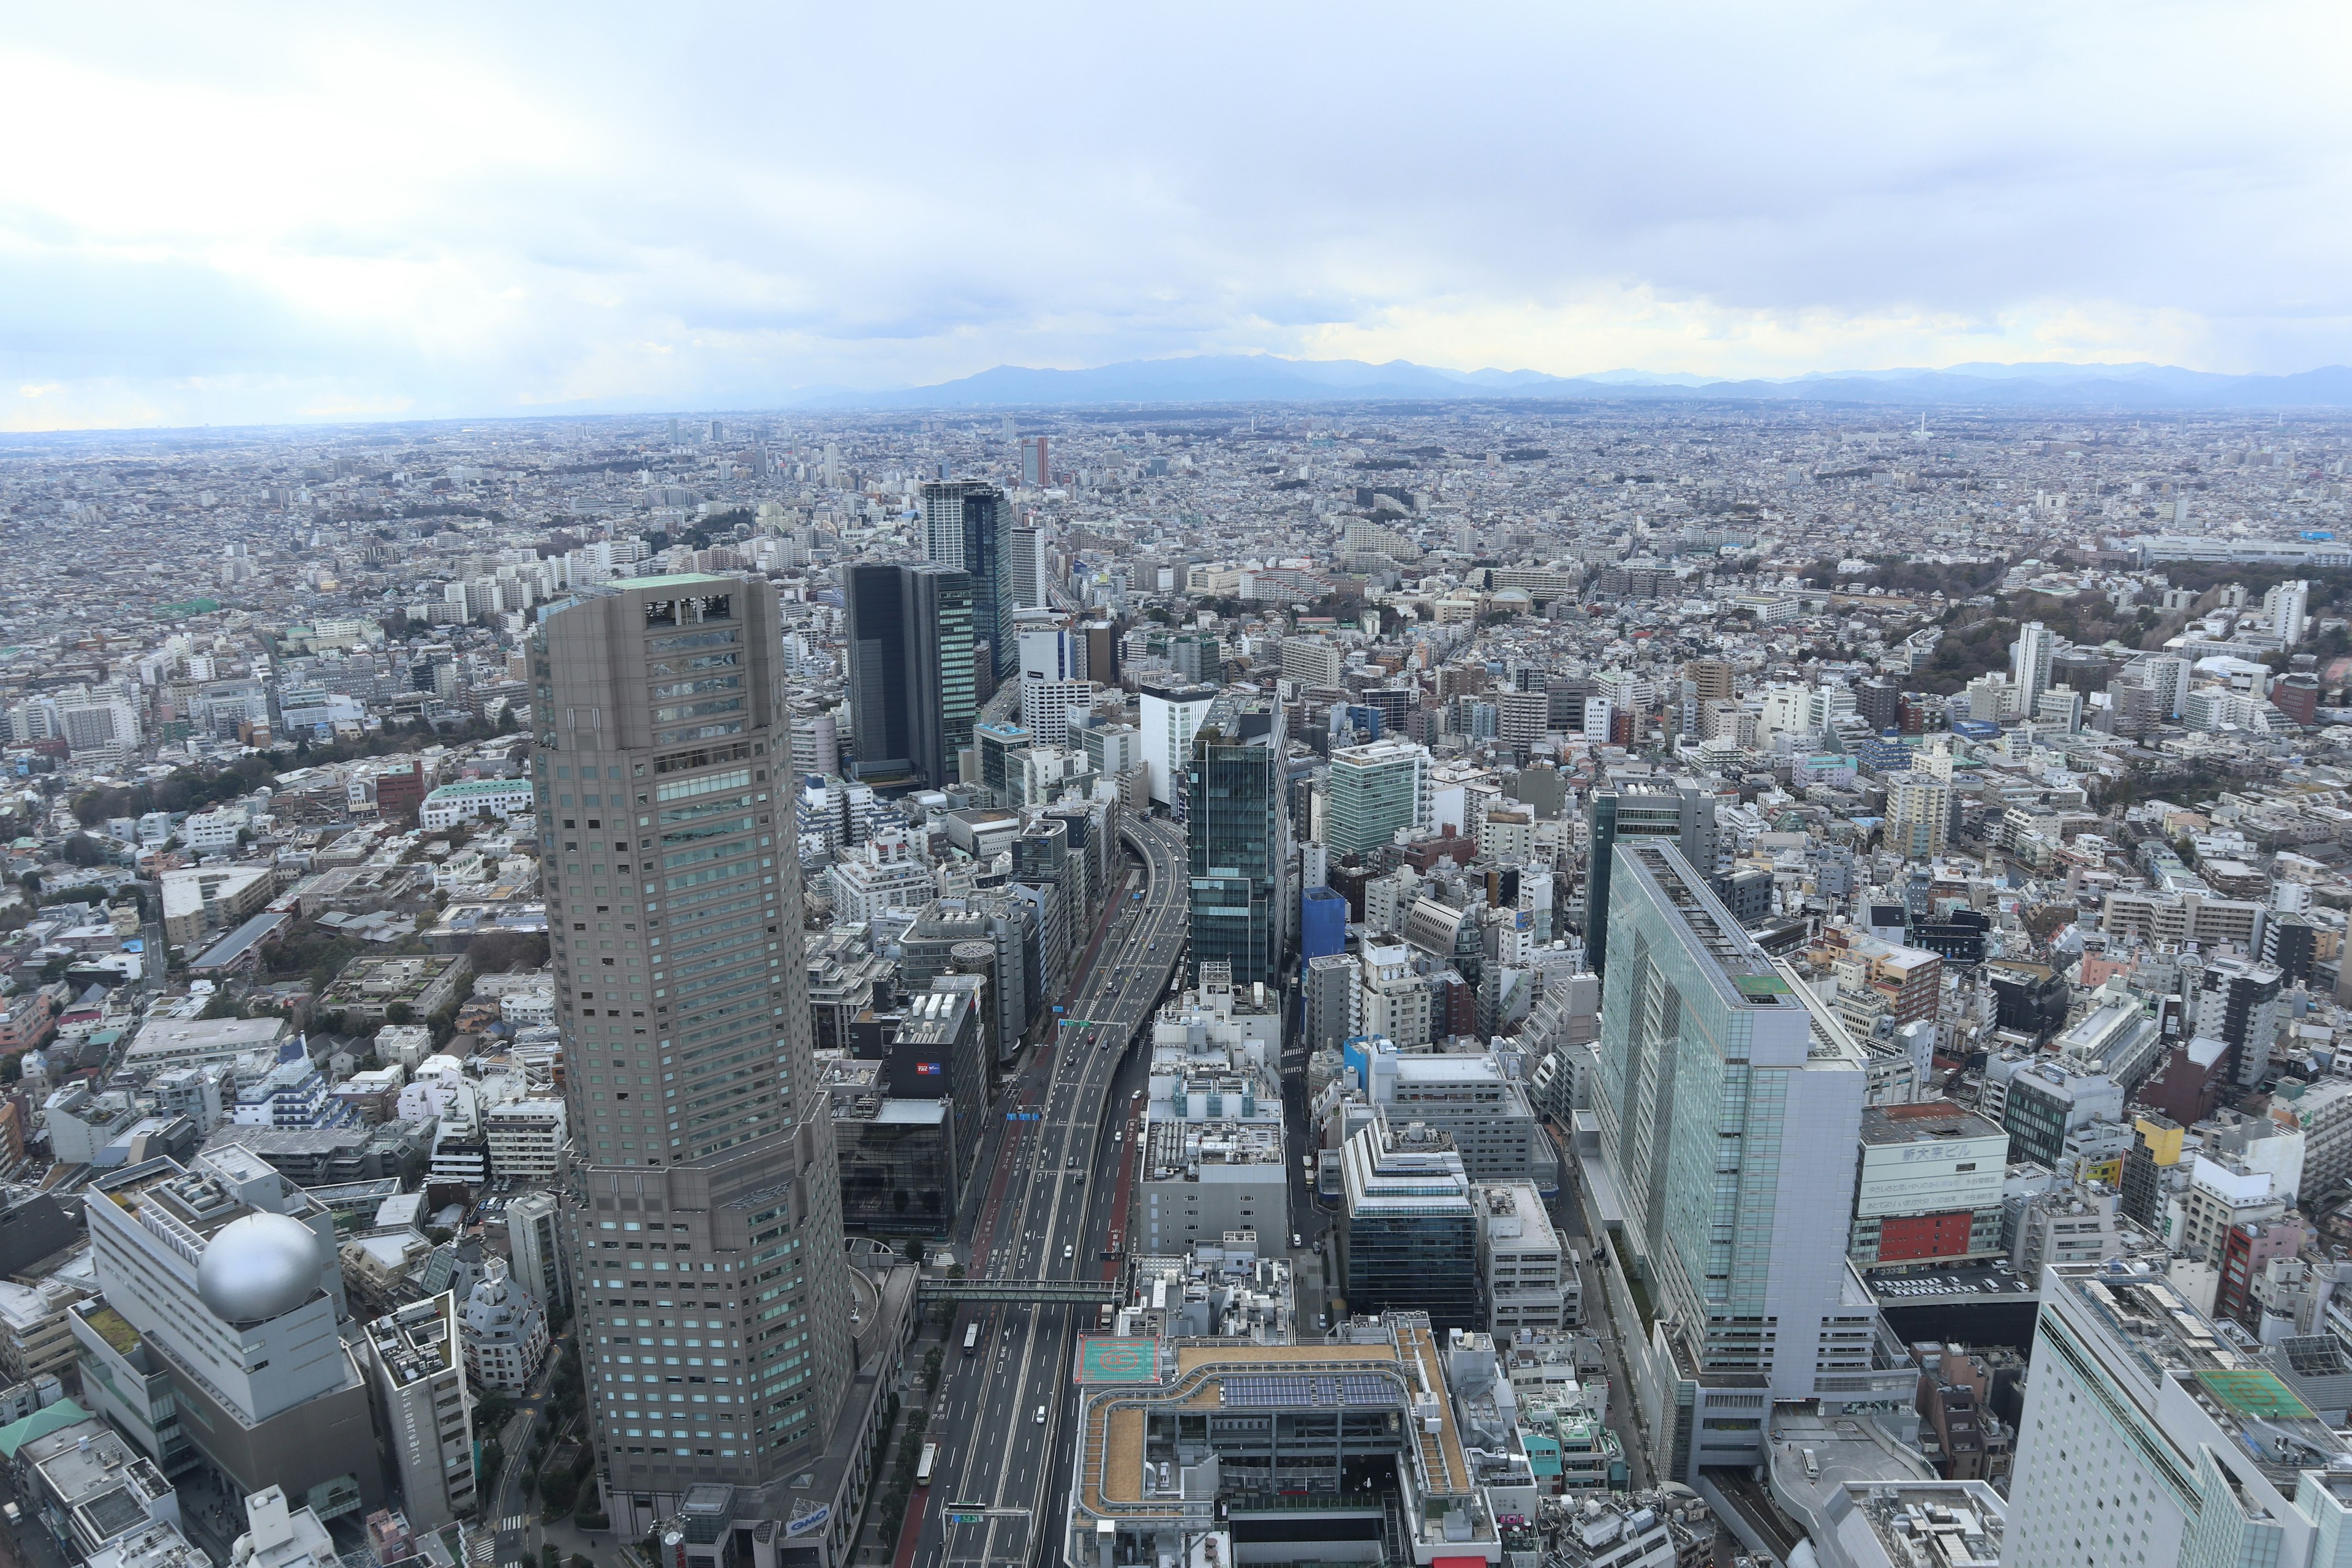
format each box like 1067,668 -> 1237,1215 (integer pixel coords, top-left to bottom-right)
908,816 -> 1188,1568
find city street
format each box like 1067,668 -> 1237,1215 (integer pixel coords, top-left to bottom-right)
892,816 -> 1188,1568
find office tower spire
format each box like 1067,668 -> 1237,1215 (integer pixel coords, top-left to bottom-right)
533,575 -> 851,1509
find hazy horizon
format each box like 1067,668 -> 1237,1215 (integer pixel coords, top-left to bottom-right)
5,4 -> 2349,431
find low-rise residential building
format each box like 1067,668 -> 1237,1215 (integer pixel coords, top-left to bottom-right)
481,1099 -> 565,1182
418,778 -> 534,831
317,954 -> 471,1024
159,865 -> 274,948
458,1258 -> 546,1393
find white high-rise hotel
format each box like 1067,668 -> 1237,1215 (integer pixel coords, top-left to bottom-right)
2008,1262 -> 2352,1568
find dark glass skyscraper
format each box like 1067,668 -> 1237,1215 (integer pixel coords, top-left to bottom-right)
1185,691 -> 1289,988
1583,776 -> 1718,977
921,480 -> 1015,681
844,562 -> 974,790
532,575 -> 851,1517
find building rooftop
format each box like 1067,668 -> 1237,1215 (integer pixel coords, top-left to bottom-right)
2056,1263 -> 2351,1486
1842,1483 -> 2005,1568
1859,1101 -> 2007,1147
365,1291 -> 461,1390
1618,840 -> 1786,993
1069,1316 -> 1485,1544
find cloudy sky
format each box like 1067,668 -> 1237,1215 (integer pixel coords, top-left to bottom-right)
2,3 -> 2345,430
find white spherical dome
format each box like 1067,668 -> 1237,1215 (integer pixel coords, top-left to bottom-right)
197,1213 -> 324,1323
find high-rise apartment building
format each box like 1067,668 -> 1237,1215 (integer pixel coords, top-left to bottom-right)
2195,955 -> 2285,1087
2266,578 -> 2312,647
2010,620 -> 2056,713
532,576 -> 853,1512
1325,738 -> 1428,855
843,562 -> 974,790
1186,692 -> 1290,988
58,698 -> 140,759
1280,635 -> 1344,689
505,1189 -> 568,1311
1583,777 -> 1718,976
919,481 -> 1015,680
1497,688 -> 1550,759
1883,771 -> 1951,859
1682,658 -> 1735,706
1019,435 -> 1049,488
1593,841 -> 1896,1480
1854,677 -> 1900,732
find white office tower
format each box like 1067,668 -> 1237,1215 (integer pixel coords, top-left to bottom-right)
2007,1261 -> 2352,1568
2267,579 -> 2312,647
1010,526 -> 1047,608
1017,627 -> 1090,746
2011,620 -> 2057,713
87,1150 -> 381,1517
1593,841 -> 1910,1481
358,1293 -> 475,1531
1139,681 -> 1218,809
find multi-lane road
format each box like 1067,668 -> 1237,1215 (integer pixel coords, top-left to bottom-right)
905,816 -> 1189,1568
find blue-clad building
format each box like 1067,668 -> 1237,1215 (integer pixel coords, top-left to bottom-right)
1300,886 -> 1348,971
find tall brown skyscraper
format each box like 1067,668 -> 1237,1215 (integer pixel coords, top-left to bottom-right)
533,575 -> 850,1523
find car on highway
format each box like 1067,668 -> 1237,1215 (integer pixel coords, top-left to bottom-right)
1062,1243 -> 1074,1260
1035,1405 -> 1047,1424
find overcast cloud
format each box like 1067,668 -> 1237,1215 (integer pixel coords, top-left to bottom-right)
2,2 -> 2346,429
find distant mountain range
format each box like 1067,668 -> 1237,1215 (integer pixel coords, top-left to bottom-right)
794,354 -> 2352,411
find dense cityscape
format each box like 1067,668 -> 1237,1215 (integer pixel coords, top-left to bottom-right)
0,394 -> 2348,1568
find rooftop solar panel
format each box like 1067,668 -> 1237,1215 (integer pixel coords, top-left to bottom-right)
1220,1372 -> 1401,1408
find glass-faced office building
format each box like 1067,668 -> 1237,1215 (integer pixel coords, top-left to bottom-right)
1185,693 -> 1290,989
1337,1115 -> 1480,1332
843,561 -> 974,790
1592,839 -> 1902,1480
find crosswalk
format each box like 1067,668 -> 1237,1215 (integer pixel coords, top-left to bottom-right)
499,1517 -> 529,1533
